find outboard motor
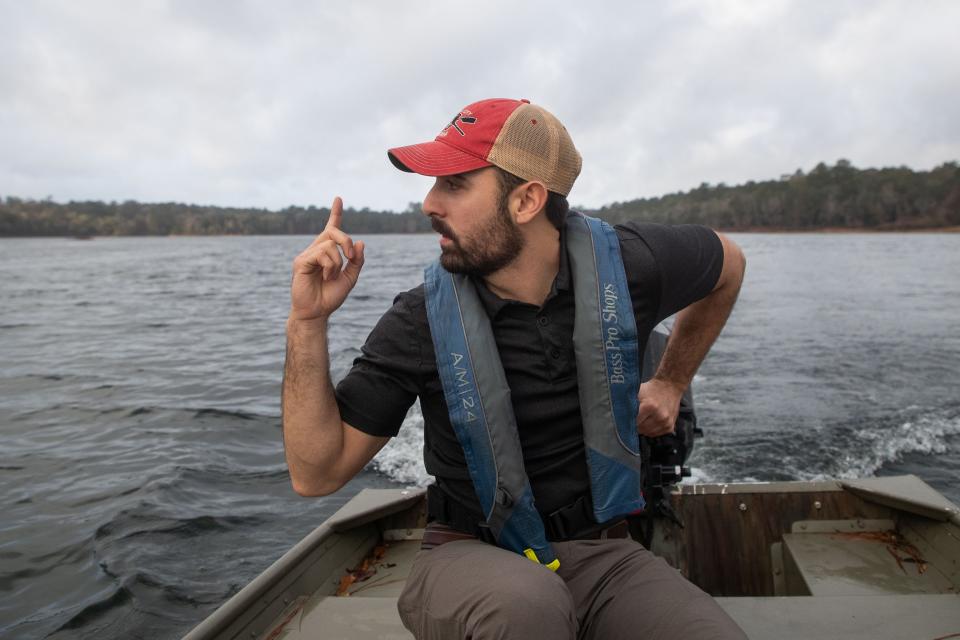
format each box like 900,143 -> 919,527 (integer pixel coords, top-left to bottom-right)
630,322 -> 703,546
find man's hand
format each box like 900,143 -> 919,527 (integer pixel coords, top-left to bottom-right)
636,378 -> 684,437
290,197 -> 366,321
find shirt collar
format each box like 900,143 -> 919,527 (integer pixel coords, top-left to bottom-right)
472,225 -> 571,318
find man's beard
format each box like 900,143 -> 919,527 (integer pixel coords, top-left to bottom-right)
432,197 -> 524,277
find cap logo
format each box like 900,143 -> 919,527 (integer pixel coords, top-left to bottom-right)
440,111 -> 477,137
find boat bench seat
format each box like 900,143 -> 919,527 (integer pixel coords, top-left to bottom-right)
272,593 -> 960,640
288,596 -> 413,640
781,522 -> 954,596
716,594 -> 960,640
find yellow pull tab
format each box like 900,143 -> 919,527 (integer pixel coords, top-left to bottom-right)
523,548 -> 561,572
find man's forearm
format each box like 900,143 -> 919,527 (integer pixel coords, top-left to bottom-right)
281,317 -> 345,495
654,238 -> 745,392
654,282 -> 739,391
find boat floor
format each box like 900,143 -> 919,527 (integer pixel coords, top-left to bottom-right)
267,532 -> 960,640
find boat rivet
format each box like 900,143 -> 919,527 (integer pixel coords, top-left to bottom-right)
814,501 -> 822,510
739,503 -> 747,512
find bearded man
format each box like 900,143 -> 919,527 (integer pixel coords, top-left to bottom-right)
282,98 -> 747,639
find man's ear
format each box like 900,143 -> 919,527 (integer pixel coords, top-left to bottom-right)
513,181 -> 548,225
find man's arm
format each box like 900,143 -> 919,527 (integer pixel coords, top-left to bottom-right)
637,232 -> 746,437
283,318 -> 389,496
281,197 -> 388,496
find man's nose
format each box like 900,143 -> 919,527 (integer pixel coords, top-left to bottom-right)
422,184 -> 442,218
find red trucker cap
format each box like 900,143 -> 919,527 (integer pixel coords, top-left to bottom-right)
388,98 -> 582,196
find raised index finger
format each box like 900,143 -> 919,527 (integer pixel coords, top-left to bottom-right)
326,197 -> 343,230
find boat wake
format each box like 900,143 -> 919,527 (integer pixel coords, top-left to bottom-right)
688,404 -> 960,497
370,402 -> 431,486
807,405 -> 960,482
370,403 -> 960,498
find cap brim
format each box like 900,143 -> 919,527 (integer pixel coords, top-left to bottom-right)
387,140 -> 492,176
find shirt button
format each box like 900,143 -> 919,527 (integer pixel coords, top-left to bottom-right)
537,316 -> 549,326
550,349 -> 561,359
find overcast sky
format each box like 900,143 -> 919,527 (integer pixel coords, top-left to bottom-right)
2,1 -> 959,212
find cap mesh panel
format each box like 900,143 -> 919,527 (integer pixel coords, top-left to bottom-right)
488,104 -> 582,196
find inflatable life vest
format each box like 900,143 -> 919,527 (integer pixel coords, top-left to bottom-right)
423,212 -> 644,570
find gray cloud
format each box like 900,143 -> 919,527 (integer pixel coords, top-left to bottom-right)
1,0 -> 958,211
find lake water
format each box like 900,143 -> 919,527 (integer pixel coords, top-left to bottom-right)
1,232 -> 959,639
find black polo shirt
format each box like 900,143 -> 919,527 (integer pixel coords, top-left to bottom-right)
335,220 -> 723,519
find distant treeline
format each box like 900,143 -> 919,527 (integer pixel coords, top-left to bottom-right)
0,200 -> 430,237
591,160 -> 959,230
2,160 -> 958,237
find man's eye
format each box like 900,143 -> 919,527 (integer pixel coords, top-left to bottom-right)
446,179 -> 461,191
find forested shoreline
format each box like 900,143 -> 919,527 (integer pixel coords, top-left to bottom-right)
2,160 -> 957,237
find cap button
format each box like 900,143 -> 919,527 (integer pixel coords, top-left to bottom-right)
520,98 -> 530,104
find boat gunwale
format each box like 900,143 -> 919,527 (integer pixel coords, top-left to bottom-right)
181,488 -> 424,640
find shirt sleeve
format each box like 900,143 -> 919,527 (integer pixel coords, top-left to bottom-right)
617,222 -> 724,322
334,291 -> 424,438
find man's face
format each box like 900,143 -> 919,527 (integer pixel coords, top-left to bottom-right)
423,167 -> 524,277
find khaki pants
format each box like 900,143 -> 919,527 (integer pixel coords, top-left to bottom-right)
397,537 -> 746,640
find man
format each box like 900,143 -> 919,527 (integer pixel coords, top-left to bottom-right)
282,98 -> 747,639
